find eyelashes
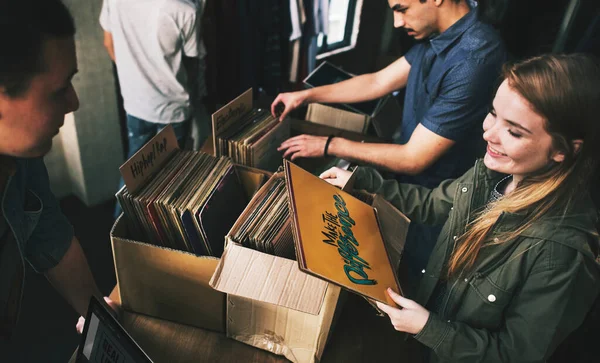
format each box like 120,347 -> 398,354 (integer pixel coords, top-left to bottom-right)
507,129 -> 522,138
488,107 -> 523,138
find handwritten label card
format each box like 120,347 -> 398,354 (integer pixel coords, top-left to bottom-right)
211,88 -> 253,156
119,124 -> 179,194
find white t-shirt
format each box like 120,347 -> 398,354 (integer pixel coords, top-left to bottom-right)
100,0 -> 200,124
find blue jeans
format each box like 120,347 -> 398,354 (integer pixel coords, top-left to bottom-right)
125,114 -> 190,159
114,114 -> 191,218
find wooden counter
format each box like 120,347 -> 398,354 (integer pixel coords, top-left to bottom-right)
70,286 -> 422,363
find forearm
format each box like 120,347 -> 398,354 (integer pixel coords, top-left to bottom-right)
328,138 -> 423,175
309,56 -> 410,104
352,166 -> 455,226
103,31 -> 115,62
45,237 -> 102,316
304,73 -> 390,105
328,121 -> 455,175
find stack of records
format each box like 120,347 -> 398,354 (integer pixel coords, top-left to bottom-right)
116,150 -> 247,257
215,108 -> 279,167
229,176 -> 296,260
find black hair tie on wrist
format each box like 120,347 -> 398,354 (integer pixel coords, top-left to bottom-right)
324,135 -> 335,157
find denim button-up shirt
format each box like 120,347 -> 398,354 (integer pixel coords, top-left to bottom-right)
397,9 -> 506,189
0,157 -> 74,336
1,158 -> 73,271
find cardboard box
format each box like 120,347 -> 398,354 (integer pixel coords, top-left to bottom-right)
112,217 -> 225,332
304,61 -> 402,139
212,242 -> 343,363
212,88 -> 290,172
113,126 -> 271,333
305,103 -> 368,134
210,163 -> 410,362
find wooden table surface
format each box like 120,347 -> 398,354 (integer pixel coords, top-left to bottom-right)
70,286 -> 422,363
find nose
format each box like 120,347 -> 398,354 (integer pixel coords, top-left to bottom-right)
394,13 -> 405,28
65,83 -> 80,113
482,114 -> 499,144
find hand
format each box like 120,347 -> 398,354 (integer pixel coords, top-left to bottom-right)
76,296 -> 120,334
375,288 -> 430,335
271,91 -> 308,121
320,167 -> 352,188
278,134 -> 328,161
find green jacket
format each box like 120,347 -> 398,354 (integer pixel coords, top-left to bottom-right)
354,160 -> 600,363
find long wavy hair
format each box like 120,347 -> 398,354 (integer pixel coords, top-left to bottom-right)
447,53 -> 600,277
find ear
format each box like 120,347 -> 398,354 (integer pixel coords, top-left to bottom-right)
551,139 -> 584,163
551,152 -> 565,163
572,139 -> 583,155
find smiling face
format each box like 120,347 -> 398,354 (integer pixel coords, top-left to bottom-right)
482,80 -> 566,183
0,35 -> 79,158
388,0 -> 440,40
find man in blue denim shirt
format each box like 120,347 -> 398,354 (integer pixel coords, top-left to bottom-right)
0,0 -> 105,340
274,0 -> 506,291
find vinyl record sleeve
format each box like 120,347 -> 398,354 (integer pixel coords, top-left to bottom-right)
197,165 -> 247,257
284,161 -> 401,306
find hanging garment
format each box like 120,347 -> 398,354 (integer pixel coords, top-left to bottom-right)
289,0 -> 306,82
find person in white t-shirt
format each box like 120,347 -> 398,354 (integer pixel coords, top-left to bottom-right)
100,0 -> 202,216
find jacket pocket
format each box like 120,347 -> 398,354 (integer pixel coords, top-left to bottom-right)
22,189 -> 42,242
458,274 -> 514,329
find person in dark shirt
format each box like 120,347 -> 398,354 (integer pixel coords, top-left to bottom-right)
0,0 -> 112,341
273,0 -> 506,292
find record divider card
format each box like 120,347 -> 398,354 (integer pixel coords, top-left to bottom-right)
121,124 -> 180,195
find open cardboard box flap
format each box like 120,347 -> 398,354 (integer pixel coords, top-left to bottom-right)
210,242 -> 329,315
371,194 -> 408,272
